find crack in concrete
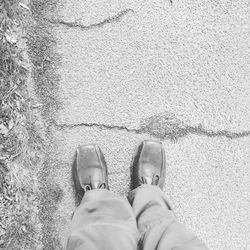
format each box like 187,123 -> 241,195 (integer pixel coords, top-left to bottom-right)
46,9 -> 134,30
140,112 -> 250,141
55,122 -> 141,134
54,112 -> 250,141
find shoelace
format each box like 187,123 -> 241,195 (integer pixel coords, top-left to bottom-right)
141,174 -> 160,185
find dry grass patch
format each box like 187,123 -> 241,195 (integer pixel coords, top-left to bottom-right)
0,0 -> 42,249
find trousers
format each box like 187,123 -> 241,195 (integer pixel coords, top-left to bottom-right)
66,185 -> 208,250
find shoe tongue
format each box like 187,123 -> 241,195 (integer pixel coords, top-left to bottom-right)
143,176 -> 153,185
141,164 -> 159,185
92,182 -> 100,189
90,168 -> 104,189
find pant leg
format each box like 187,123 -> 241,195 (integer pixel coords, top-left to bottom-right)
66,189 -> 139,250
128,185 -> 209,250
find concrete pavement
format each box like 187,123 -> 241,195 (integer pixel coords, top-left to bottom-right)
37,0 -> 250,249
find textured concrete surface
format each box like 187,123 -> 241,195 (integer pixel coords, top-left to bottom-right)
39,0 -> 250,249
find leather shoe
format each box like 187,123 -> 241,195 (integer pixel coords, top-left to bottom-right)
73,144 -> 109,199
131,140 -> 166,190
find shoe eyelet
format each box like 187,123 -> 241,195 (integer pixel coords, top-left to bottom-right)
99,183 -> 106,189
154,175 -> 160,185
84,184 -> 92,192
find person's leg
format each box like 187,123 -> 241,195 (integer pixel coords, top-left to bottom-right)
67,189 -> 138,250
129,140 -> 208,250
128,185 -> 208,250
66,145 -> 139,250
